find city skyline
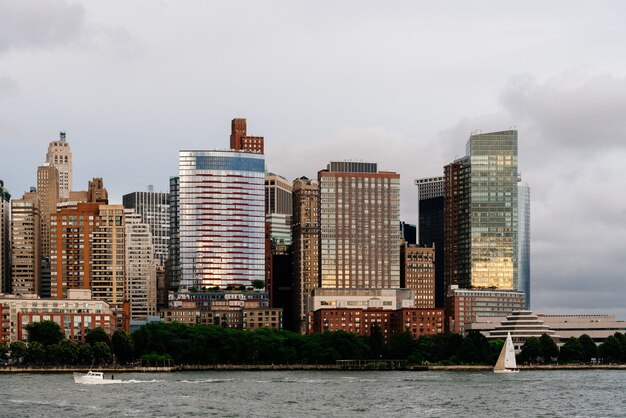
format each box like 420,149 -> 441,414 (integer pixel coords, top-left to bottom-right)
1,2 -> 625,318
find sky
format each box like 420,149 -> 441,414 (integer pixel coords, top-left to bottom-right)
1,1 -> 625,317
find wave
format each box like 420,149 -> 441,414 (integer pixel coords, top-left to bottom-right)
123,379 -> 165,384
179,378 -> 235,384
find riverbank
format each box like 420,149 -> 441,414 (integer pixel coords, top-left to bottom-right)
2,363 -> 626,373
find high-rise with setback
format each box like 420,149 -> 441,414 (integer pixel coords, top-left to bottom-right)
45,132 -> 72,200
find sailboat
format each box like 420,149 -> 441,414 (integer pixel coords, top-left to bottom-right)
493,331 -> 519,373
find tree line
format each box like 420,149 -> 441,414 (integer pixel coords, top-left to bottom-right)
1,321 -> 625,366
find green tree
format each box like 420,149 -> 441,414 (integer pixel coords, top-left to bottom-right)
599,335 -> 623,363
9,341 -> 27,364
558,337 -> 584,364
92,341 -> 112,364
77,343 -> 94,365
368,325 -> 385,358
250,280 -> 265,290
539,334 -> 559,363
85,327 -> 111,347
25,342 -> 47,365
25,321 -> 64,346
0,342 -> 8,363
578,334 -> 597,363
56,339 -> 80,365
519,337 -> 542,364
112,330 -> 134,364
386,332 -> 415,359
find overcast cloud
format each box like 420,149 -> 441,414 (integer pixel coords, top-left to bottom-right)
1,1 -> 625,317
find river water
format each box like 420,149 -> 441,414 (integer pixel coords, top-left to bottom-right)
1,370 -> 624,417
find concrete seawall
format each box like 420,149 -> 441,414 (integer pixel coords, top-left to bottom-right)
1,364 -> 625,373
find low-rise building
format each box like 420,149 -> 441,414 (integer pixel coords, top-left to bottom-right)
445,285 -> 526,333
468,312 -> 626,344
0,289 -> 115,343
311,307 -> 443,341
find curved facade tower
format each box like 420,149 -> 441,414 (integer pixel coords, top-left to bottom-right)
178,150 -> 265,289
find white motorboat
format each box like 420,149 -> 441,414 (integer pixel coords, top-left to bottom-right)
73,371 -> 122,384
493,332 -> 519,373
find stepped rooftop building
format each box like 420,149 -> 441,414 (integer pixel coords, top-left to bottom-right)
487,310 -> 559,353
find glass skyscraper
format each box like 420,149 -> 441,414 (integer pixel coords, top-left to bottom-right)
517,179 -> 530,309
445,130 -> 518,291
178,150 -> 265,289
466,130 -> 518,289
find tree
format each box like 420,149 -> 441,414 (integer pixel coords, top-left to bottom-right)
578,334 -> 597,363
92,342 -> 113,364
368,325 -> 385,358
111,330 -> 134,364
386,332 -> 415,359
599,336 -> 623,363
25,321 -> 64,346
85,327 -> 111,347
558,337 -> 583,364
519,337 -> 542,364
25,342 -> 47,365
250,280 -> 265,290
539,334 -> 559,363
0,342 -> 8,363
9,341 -> 27,364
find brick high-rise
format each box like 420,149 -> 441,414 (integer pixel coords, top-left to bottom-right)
318,162 -> 400,289
292,176 -> 319,333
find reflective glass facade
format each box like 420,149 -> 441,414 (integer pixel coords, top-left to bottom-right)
518,181 -> 530,309
466,130 -> 518,289
178,151 -> 265,289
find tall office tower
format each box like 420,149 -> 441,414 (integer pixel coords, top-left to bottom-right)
167,176 -> 180,291
123,188 -> 170,266
399,222 -> 416,245
318,162 -> 401,289
292,177 -> 319,333
444,130 -> 518,290
11,190 -> 41,295
178,150 -> 265,289
415,176 -> 445,308
401,244 -> 436,308
124,210 -> 157,320
36,164 -> 59,260
518,179 -> 530,309
0,181 -> 11,293
50,203 -> 126,311
230,118 -> 264,153
265,173 -> 293,245
45,132 -> 72,200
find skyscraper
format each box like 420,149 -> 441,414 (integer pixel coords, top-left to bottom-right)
401,244 -> 436,308
36,163 -> 59,260
444,130 -> 519,291
518,179 -> 530,309
178,150 -> 265,289
415,176 -> 445,307
11,190 -> 41,295
265,173 -> 293,245
167,176 -> 180,291
318,161 -> 400,289
50,202 -> 126,312
125,209 -> 157,320
0,181 -> 11,294
292,176 -> 319,332
45,132 -> 72,200
123,188 -> 170,266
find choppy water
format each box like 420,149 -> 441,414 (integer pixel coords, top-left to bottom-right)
1,370 -> 625,417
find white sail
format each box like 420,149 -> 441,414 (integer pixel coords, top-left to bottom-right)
504,332 -> 517,369
494,332 -> 518,373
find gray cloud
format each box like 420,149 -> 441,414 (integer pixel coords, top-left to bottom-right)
0,76 -> 18,98
0,0 -> 86,52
